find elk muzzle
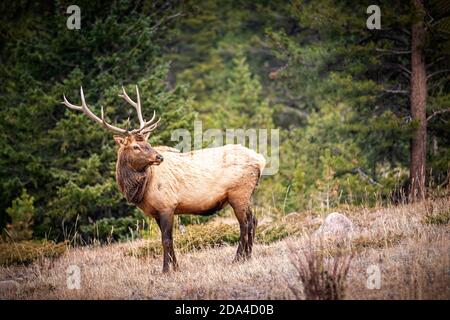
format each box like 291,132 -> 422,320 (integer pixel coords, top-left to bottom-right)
152,153 -> 164,165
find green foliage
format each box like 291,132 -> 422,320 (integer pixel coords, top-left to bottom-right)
0,0 -> 449,244
0,1 -> 194,241
266,0 -> 449,210
5,189 -> 35,241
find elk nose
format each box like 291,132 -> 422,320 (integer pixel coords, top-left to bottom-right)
156,155 -> 164,162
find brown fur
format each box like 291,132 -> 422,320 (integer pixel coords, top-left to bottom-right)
116,151 -> 150,205
114,134 -> 266,272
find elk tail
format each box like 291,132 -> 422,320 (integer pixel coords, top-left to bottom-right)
255,153 -> 266,185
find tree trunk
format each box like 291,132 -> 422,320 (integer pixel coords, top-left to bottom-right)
409,0 -> 427,201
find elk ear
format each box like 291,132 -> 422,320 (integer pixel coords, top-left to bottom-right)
113,135 -> 125,146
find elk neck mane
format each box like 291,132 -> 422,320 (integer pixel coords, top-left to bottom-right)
116,150 -> 150,205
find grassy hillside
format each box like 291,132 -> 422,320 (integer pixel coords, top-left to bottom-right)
1,197 -> 448,300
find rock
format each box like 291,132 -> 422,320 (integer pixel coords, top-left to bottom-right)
313,212 -> 354,240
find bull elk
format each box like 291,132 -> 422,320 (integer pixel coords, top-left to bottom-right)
62,86 -> 265,272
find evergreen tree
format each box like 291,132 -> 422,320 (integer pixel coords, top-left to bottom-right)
0,0 -> 194,240
266,0 -> 450,206
0,0 -> 449,242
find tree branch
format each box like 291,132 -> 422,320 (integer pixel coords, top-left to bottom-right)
396,64 -> 412,75
375,48 -> 411,55
277,104 -> 308,119
427,69 -> 450,80
382,89 -> 409,95
353,167 -> 383,187
374,32 -> 410,46
383,63 -> 411,78
150,12 -> 184,32
336,167 -> 383,187
427,108 -> 450,121
427,57 -> 445,68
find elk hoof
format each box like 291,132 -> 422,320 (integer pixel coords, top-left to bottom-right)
233,254 -> 247,263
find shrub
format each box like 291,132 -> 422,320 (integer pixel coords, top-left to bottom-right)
423,209 -> 450,226
257,222 -> 302,244
0,240 -> 67,267
287,241 -> 353,300
352,231 -> 405,250
4,189 -> 35,241
129,217 -> 310,258
130,223 -> 240,258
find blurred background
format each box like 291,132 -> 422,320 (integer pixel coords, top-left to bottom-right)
0,0 -> 449,244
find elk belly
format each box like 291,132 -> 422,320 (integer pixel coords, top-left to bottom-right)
176,195 -> 227,215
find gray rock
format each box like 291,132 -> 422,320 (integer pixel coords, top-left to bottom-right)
314,212 -> 354,239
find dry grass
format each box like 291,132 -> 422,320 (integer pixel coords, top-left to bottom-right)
129,214 -> 314,258
0,197 -> 449,300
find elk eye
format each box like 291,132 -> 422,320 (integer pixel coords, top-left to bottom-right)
133,146 -> 140,151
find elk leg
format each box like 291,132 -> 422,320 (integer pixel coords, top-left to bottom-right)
229,177 -> 261,262
246,208 -> 257,257
158,213 -> 178,273
155,217 -> 161,229
234,220 -> 248,262
230,204 -> 249,262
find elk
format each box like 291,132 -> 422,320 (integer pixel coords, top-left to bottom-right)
62,86 -> 266,272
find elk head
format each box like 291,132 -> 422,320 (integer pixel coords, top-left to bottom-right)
62,86 -> 164,171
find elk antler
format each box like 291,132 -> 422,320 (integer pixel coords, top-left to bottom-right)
118,85 -> 160,135
62,86 -> 160,136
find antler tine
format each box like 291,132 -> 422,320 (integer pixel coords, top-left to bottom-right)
79,87 -> 127,135
62,95 -> 82,111
141,109 -> 156,127
137,117 -> 161,135
118,86 -> 145,129
118,86 -> 137,108
135,85 -> 144,129
79,87 -> 104,124
147,109 -> 156,125
63,85 -> 160,136
62,87 -> 128,135
131,115 -> 160,134
101,106 -> 128,135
